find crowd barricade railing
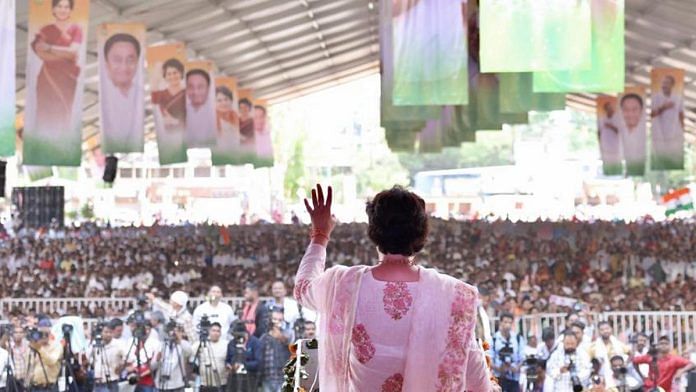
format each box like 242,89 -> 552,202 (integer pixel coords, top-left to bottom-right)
3,298 -> 695,352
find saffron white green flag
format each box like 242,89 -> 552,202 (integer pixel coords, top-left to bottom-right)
662,188 -> 693,216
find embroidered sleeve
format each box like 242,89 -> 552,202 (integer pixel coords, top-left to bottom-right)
293,243 -> 329,312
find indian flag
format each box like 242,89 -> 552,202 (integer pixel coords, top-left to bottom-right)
662,188 -> 694,216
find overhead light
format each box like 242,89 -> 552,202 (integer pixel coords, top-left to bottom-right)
312,20 -> 319,30
307,10 -> 314,18
368,2 -> 374,10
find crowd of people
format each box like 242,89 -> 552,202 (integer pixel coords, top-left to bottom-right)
0,219 -> 695,320
0,284 -> 316,392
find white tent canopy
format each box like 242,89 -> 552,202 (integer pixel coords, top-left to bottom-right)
12,0 -> 696,155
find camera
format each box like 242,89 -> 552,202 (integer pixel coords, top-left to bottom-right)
128,310 -> 148,340
127,372 -> 140,385
62,323 -> 74,337
498,343 -> 514,364
26,327 -> 46,342
135,294 -> 149,307
613,366 -> 628,376
565,356 -> 583,392
198,315 -> 211,341
164,319 -> 178,340
93,322 -> 106,344
524,355 -> 540,381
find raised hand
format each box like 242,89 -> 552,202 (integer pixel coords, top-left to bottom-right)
304,184 -> 336,245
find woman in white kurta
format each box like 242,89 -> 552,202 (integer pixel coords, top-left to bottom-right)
295,184 -> 496,391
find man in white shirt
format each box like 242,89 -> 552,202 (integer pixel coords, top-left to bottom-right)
267,281 -> 317,327
651,74 -> 685,168
546,332 -> 592,392
0,333 -> 11,391
598,100 -> 622,175
185,69 -> 217,148
155,326 -> 192,392
88,324 -> 126,392
100,32 -> 144,153
619,93 -> 646,175
193,286 -> 236,338
191,322 -> 228,391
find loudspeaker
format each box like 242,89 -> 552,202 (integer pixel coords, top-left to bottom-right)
11,186 -> 64,228
103,156 -> 118,183
0,160 -> 5,198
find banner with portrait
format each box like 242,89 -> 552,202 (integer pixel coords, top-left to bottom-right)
479,0 -> 591,73
146,43 -> 187,165
596,95 -> 622,175
252,98 -> 273,167
392,0 -> 468,105
619,86 -> 647,176
533,0 -> 624,93
23,0 -> 90,166
650,68 -> 685,170
0,0 -> 14,157
237,88 -> 257,160
98,23 -> 145,154
211,76 -> 241,166
379,0 -> 441,129
185,60 -> 217,149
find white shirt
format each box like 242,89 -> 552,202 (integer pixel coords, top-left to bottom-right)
185,99 -> 217,148
598,113 -> 621,164
651,92 -> 684,141
155,340 -> 192,390
191,339 -> 229,387
255,127 -> 273,159
192,301 -> 237,338
87,339 -> 126,383
0,347 -> 10,388
267,297 -> 317,325
99,75 -> 143,153
620,121 -> 646,164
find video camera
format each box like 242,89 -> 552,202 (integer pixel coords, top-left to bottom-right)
524,355 -> 541,381
164,319 -> 178,340
565,355 -> 583,392
198,315 -> 211,341
128,310 -> 149,340
498,342 -> 514,364
26,327 -> 47,342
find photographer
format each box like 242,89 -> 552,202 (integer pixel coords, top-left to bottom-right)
191,322 -> 228,392
7,324 -> 28,391
604,355 -> 643,392
259,310 -> 293,392
490,312 -> 526,392
632,336 -> 695,392
147,291 -> 196,344
86,324 -> 125,392
193,286 -> 236,339
154,323 -> 192,392
0,327 -> 12,392
267,281 -> 316,326
124,323 -> 160,392
25,319 -> 62,392
225,322 -> 261,392
546,331 -> 591,392
240,283 -> 269,339
589,321 -> 630,388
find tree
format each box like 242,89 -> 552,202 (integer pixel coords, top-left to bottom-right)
80,203 -> 95,220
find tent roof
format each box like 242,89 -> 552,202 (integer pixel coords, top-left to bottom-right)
12,0 -> 696,154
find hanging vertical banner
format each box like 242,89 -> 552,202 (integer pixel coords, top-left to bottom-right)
24,165 -> 53,181
533,0 -> 624,93
379,0 -> 439,139
392,0 -> 469,105
596,95 -> 622,175
480,0 -> 591,73
468,2 -> 501,131
185,60 -> 217,149
23,0 -> 90,166
499,73 -> 568,114
147,43 -> 187,165
253,99 -> 274,167
211,76 -> 240,166
0,0 -> 15,157
650,68 -> 685,170
418,118 -> 444,153
619,86 -> 647,176
98,23 -> 145,154
237,88 -> 256,158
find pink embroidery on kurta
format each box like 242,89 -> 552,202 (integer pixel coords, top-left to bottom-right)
351,324 -> 376,364
436,283 -> 478,391
293,279 -> 310,302
381,373 -> 404,392
383,282 -> 413,320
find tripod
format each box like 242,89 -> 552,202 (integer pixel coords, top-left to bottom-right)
25,346 -> 50,392
192,338 -> 223,392
124,331 -> 151,392
157,337 -> 187,391
4,334 -> 22,392
89,338 -> 114,391
59,332 -> 80,392
227,339 -> 253,392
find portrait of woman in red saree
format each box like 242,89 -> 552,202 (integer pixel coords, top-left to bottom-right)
31,0 -> 82,132
151,58 -> 186,132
